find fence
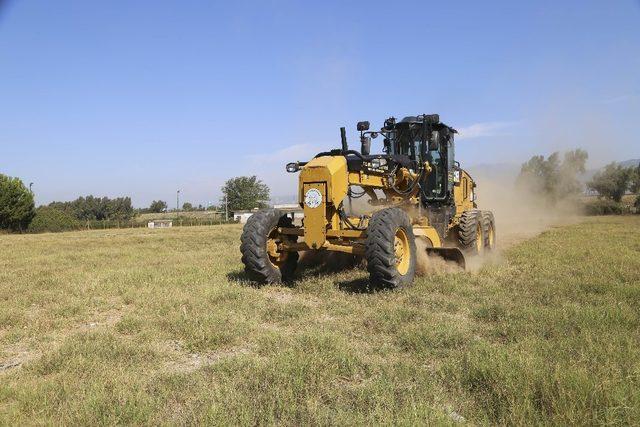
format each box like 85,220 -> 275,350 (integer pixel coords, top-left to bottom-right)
83,217 -> 236,230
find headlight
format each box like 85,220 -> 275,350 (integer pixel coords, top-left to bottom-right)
286,162 -> 300,173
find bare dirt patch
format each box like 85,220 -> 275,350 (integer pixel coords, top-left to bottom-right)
0,343 -> 38,374
161,340 -> 252,374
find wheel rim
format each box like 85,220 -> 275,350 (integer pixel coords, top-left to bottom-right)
394,228 -> 411,275
266,227 -> 288,267
476,224 -> 483,253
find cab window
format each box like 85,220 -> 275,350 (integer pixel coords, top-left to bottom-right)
425,150 -> 443,197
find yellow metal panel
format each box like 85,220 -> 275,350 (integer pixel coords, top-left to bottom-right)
303,182 -> 327,249
299,156 -> 348,206
413,226 -> 442,247
453,170 -> 475,217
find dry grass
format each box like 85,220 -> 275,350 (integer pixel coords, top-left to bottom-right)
1,217 -> 639,424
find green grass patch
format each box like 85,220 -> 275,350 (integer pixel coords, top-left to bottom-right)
1,218 -> 639,424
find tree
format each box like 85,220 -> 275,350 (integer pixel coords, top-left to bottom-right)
587,162 -> 633,202
517,153 -> 560,196
221,176 -> 270,212
182,202 -> 193,211
149,200 -> 167,213
107,197 -> 134,220
629,163 -> 640,194
557,149 -> 588,197
631,164 -> 640,211
0,174 -> 35,231
516,149 -> 588,203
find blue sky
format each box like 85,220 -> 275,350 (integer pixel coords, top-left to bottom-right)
1,0 -> 639,207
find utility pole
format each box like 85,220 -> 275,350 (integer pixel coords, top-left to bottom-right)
176,190 -> 181,216
225,194 -> 228,222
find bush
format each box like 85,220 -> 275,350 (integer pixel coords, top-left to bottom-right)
28,206 -> 81,233
583,199 -> 624,216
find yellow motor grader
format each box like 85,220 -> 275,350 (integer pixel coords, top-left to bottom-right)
241,114 -> 496,288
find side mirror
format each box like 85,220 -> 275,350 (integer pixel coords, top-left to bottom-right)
360,136 -> 371,156
357,121 -> 370,131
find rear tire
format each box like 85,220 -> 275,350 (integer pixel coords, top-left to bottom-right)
240,209 -> 299,284
365,208 -> 417,289
481,211 -> 496,251
458,209 -> 484,255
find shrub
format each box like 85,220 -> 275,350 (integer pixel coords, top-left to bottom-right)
583,199 -> 624,216
28,206 -> 81,233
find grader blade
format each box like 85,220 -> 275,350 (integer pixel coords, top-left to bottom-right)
425,247 -> 466,270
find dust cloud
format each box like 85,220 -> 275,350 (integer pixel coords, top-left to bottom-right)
414,168 -> 583,275
473,169 -> 581,249
415,238 -> 463,275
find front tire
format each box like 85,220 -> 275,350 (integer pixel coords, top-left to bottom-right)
240,209 -> 299,284
365,208 -> 417,289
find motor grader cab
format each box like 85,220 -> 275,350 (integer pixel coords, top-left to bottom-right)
240,114 -> 496,288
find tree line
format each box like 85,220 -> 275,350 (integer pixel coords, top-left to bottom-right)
0,172 -> 272,233
48,196 -> 134,220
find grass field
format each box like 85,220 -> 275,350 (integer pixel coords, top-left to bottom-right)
1,217 -> 639,424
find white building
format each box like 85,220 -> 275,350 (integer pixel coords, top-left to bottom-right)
233,209 -> 259,224
147,220 -> 173,228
